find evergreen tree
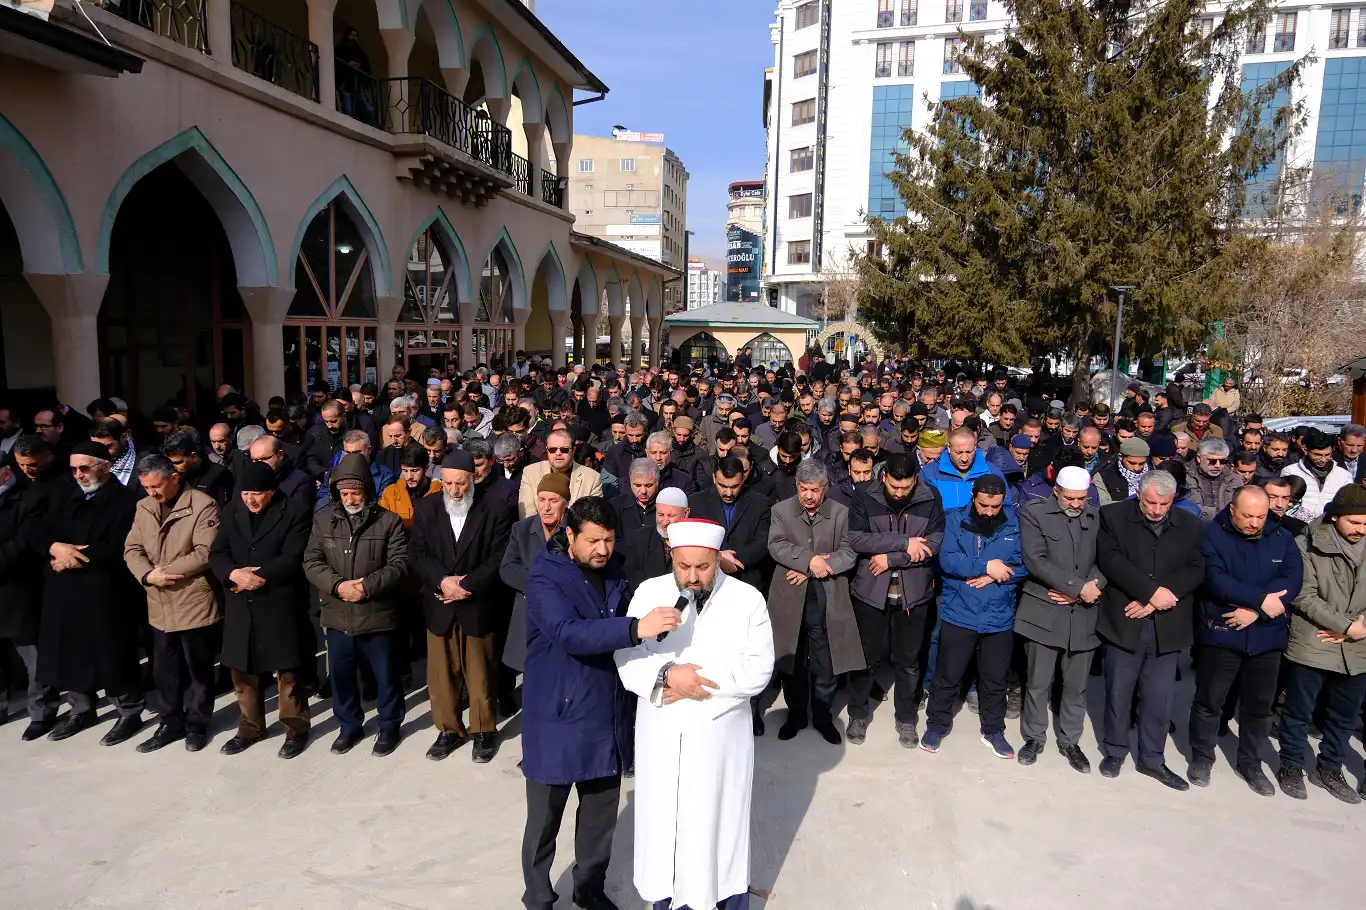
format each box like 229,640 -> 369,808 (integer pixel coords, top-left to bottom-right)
858,0 -> 1308,400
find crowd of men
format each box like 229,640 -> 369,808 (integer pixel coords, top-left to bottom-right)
2,352 -> 1366,907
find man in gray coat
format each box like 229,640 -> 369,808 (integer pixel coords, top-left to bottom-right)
767,459 -> 861,745
1016,465 -> 1105,773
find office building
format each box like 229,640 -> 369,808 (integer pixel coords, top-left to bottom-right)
726,180 -> 765,303
687,258 -> 724,309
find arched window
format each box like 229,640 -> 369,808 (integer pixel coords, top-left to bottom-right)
398,226 -> 458,373
679,331 -> 727,365
283,201 -> 378,399
473,246 -> 515,368
747,332 -> 793,367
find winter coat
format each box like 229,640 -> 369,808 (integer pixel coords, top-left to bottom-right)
1288,519 -> 1366,675
409,489 -> 515,638
210,493 -> 314,673
1186,468 -> 1244,523
521,538 -> 636,785
669,439 -> 705,480
937,506 -> 1024,634
302,454 -> 409,636
1016,496 -> 1105,651
610,491 -> 655,560
1282,459 -> 1355,523
0,481 -> 43,641
696,412 -> 729,454
686,487 -> 774,591
1196,508 -> 1302,656
767,496 -> 864,675
499,515 -> 559,672
123,486 -> 223,632
920,448 -> 1013,512
517,462 -> 603,519
847,479 -> 945,610
378,478 -> 441,527
1095,499 -> 1205,654
190,461 -> 235,507
601,441 -> 647,486
1017,471 -> 1100,508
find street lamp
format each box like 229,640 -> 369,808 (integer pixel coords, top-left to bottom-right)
1108,284 -> 1137,415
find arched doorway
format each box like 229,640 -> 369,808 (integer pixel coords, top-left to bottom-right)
283,199 -> 378,398
397,222 -> 459,374
678,331 -> 726,365
746,332 -> 794,368
474,243 -> 517,369
101,164 -> 248,412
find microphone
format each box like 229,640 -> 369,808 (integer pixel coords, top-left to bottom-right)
657,587 -> 695,642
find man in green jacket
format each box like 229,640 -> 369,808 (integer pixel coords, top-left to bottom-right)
1278,484 -> 1366,802
303,453 -> 409,757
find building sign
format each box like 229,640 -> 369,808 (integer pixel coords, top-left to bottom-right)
729,182 -> 765,200
811,0 -> 832,270
629,213 -> 662,224
614,131 -> 665,143
726,224 -> 763,303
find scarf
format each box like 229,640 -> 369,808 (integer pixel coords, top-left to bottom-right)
1305,457 -> 1334,482
1119,463 -> 1146,497
965,505 -> 1008,536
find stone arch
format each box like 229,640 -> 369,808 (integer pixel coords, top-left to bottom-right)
626,271 -> 646,318
813,320 -> 884,360
533,242 -> 568,311
574,256 -> 599,316
509,58 -> 544,125
646,275 -> 662,321
744,332 -> 794,367
288,176 -> 389,292
483,226 -> 526,311
97,127 -> 276,286
411,0 -> 464,69
545,84 -> 571,146
0,113 -> 82,274
466,22 -> 508,103
401,206 -> 472,302
374,0 -> 408,30
677,331 -> 728,364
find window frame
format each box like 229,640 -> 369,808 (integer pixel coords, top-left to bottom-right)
875,41 -> 893,79
577,158 -> 594,173
794,49 -> 819,79
789,193 -> 814,218
790,146 -> 815,173
787,240 -> 812,265
792,98 -> 816,125
619,158 -> 637,172
795,1 -> 819,29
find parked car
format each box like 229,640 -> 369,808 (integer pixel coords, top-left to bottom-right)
1262,415 -> 1351,435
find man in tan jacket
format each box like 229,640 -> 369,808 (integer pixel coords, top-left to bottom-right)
517,427 -> 602,519
124,453 -> 223,753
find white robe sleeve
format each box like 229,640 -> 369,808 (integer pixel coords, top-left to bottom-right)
701,588 -> 775,700
615,581 -> 677,703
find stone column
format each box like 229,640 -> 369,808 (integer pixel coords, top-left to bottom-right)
306,0 -> 338,110
553,141 -> 571,179
457,301 -> 478,372
569,312 -> 583,364
647,316 -> 662,371
486,96 -> 512,127
378,28 -> 415,81
607,315 -> 625,369
375,295 -> 402,384
24,272 -> 108,409
206,0 -> 232,65
549,309 -> 570,369
629,315 -> 646,372
237,285 -> 296,403
441,67 -> 469,99
512,307 -> 531,358
524,122 -> 546,199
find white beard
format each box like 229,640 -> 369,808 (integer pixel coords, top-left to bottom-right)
76,476 -> 108,494
444,493 -> 472,519
343,502 -> 364,515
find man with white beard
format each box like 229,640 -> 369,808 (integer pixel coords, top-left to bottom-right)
616,519 -> 775,910
409,450 -> 515,763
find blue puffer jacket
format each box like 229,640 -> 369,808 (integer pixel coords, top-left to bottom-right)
937,505 -> 1025,634
1197,507 -> 1304,655
921,448 -> 1013,512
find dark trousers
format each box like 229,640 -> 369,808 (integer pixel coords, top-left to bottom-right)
848,597 -> 928,726
325,628 -> 403,737
1101,620 -> 1178,768
0,640 -> 58,721
1279,660 -> 1366,772
521,775 -> 620,910
151,625 -> 218,734
1020,638 -> 1094,748
783,583 -> 835,724
1189,646 -> 1280,769
926,622 -> 1013,735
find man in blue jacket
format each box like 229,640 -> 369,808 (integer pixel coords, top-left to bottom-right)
920,474 -> 1024,759
1188,485 -> 1302,795
520,497 -> 681,910
921,427 -> 1013,512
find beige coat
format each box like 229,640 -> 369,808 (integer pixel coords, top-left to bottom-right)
124,486 -> 223,632
517,461 -> 603,519
1208,387 -> 1241,414
1289,520 -> 1366,675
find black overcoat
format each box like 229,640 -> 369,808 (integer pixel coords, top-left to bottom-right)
409,492 -> 515,637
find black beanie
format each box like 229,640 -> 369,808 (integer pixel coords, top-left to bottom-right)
238,462 -> 278,493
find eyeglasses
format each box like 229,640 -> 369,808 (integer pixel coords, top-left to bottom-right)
70,464 -> 99,474
34,423 -> 55,430
546,446 -> 571,454
1205,457 -> 1226,465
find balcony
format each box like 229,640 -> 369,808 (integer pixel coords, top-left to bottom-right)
901,8 -> 917,25
898,59 -> 914,76
230,2 -> 318,102
969,0 -> 987,20
541,171 -> 566,208
1332,27 -> 1351,50
875,62 -> 892,78
1273,31 -> 1295,52
511,153 -> 531,196
877,10 -> 894,27
946,0 -> 964,22
109,0 -> 207,54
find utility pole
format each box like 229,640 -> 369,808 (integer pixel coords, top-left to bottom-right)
1108,284 -> 1136,414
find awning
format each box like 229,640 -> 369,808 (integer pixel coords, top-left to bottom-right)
0,5 -> 143,77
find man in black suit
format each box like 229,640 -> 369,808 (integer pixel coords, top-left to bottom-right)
1335,424 -> 1366,483
686,456 -> 772,591
609,457 -> 658,557
623,485 -> 690,589
409,450 -> 515,763
1095,468 -> 1205,790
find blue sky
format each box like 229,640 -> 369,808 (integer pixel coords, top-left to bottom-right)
538,0 -> 775,260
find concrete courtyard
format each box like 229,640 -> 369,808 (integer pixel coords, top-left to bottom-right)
2,667 -> 1362,910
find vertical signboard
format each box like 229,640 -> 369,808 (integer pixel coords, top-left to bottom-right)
727,224 -> 764,303
811,0 -> 833,270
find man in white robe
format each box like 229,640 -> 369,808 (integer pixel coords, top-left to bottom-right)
616,518 -> 776,910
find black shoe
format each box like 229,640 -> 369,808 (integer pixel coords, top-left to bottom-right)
220,734 -> 261,756
100,715 -> 143,747
1005,688 -> 1023,720
965,690 -> 980,715
426,731 -> 466,761
1236,763 -> 1275,797
184,731 -> 208,752
1309,764 -> 1362,804
22,717 -> 55,741
497,695 -> 519,720
47,711 -> 95,741
1187,758 -> 1214,788
813,716 -> 842,745
1017,739 -> 1044,766
573,891 -> 620,910
1137,763 -> 1190,791
753,711 -> 765,737
1059,744 -> 1091,774
472,732 -> 499,763
1277,761 -> 1307,799
896,721 -> 919,749
1099,756 -> 1124,778
331,730 -> 363,754
277,735 -> 308,759
846,716 -> 869,745
316,676 -> 331,699
135,723 -> 185,753
777,718 -> 806,741
372,729 -> 402,757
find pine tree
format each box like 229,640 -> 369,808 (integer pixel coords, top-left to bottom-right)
858,0 -> 1308,400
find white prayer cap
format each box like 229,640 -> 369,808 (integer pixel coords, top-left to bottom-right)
1056,466 -> 1091,492
667,519 -> 725,551
656,487 -> 689,509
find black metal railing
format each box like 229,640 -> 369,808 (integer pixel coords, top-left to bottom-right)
109,0 -> 208,54
230,2 -> 318,101
510,153 -> 531,195
901,6 -> 917,25
380,77 -> 514,176
898,58 -> 914,76
876,10 -> 893,27
541,170 -> 565,208
337,66 -> 386,130
1273,30 -> 1295,52
969,0 -> 987,20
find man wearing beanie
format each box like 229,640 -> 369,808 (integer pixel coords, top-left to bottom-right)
409,450 -> 515,763
1016,465 -> 1105,773
1095,437 -> 1150,505
1278,483 -> 1366,801
211,462 -> 316,758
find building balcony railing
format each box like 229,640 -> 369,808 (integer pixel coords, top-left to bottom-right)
969,0 -> 987,20
337,66 -> 386,130
109,0 -> 208,54
1359,25 -> 1366,47
1332,27 -> 1351,49
376,77 -> 514,177
875,62 -> 892,78
877,10 -> 894,27
898,59 -> 914,76
901,8 -> 917,25
541,170 -> 565,208
510,153 -> 531,195
946,0 -> 964,22
229,1 -> 318,102
1273,31 -> 1295,52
